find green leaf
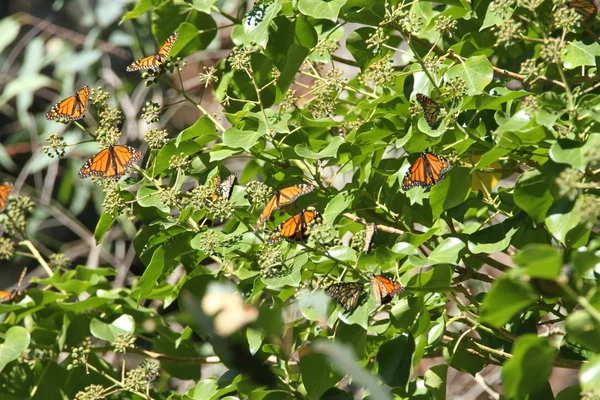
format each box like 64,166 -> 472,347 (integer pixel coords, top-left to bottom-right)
512,244 -> 562,279
298,0 -> 348,22
0,326 -> 30,372
94,212 -> 117,244
313,340 -> 392,400
239,0 -> 282,48
502,335 -> 558,399
444,55 -> 493,95
562,40 -> 600,69
480,277 -> 537,327
468,219 -> 518,254
406,264 -> 452,290
184,379 -> 218,400
138,246 -> 167,299
191,0 -> 217,13
90,314 -> 135,342
424,364 -> 447,400
121,0 -> 165,22
323,191 -> 354,225
429,168 -> 472,219
376,333 -> 415,388
294,136 -> 345,160
545,197 -> 589,248
549,135 -> 600,171
415,237 -> 465,266
300,352 -> 342,399
222,128 -> 265,151
565,310 -> 600,353
177,115 -> 218,146
346,28 -> 381,69
580,354 -> 600,391
480,5 -> 513,30
514,166 -> 556,223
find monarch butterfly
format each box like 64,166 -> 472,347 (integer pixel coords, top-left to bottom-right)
0,182 -> 13,211
0,268 -> 27,303
214,174 -> 237,201
364,223 -> 376,253
46,86 -> 91,121
402,151 -> 451,190
78,145 -> 143,179
566,0 -> 600,20
269,209 -> 321,243
371,274 -> 404,306
416,93 -> 441,128
126,33 -> 178,72
255,184 -> 315,229
326,282 -> 364,312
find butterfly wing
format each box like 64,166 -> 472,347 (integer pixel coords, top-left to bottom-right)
566,0 -> 600,19
219,174 -> 237,200
0,182 -> 13,211
423,152 -> 451,185
371,274 -> 404,306
46,86 -> 90,121
109,145 -> 143,178
0,268 -> 27,303
416,93 -> 441,128
79,148 -> 112,178
364,223 -> 376,253
326,282 -> 364,312
255,184 -> 315,228
269,209 -> 320,243
402,154 -> 426,190
78,145 -> 141,179
402,152 -> 451,190
127,32 -> 178,71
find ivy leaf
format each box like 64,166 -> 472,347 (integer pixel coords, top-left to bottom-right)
480,277 -> 537,327
430,168 -> 472,219
444,55 -> 493,95
0,326 -> 30,373
90,314 -> 135,341
502,335 -> 558,399
562,40 -> 600,69
298,0 -> 348,22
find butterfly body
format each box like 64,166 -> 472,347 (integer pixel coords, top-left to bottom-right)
127,33 -> 178,72
255,184 -> 315,229
416,93 -> 441,128
402,151 -> 451,190
78,145 -> 142,179
269,209 -> 320,243
371,274 -> 404,306
0,182 -> 13,211
46,86 -> 90,121
326,282 -> 363,312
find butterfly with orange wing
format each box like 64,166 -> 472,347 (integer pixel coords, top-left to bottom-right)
78,145 -> 143,179
566,0 -> 600,20
0,182 -> 13,211
46,86 -> 91,121
269,209 -> 321,243
212,174 -> 237,201
402,151 -> 451,191
0,268 -> 27,303
127,33 -> 178,72
255,184 -> 315,229
416,93 -> 441,128
371,274 -> 404,306
326,282 -> 363,312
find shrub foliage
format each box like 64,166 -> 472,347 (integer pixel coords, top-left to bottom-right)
1,0 -> 600,398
